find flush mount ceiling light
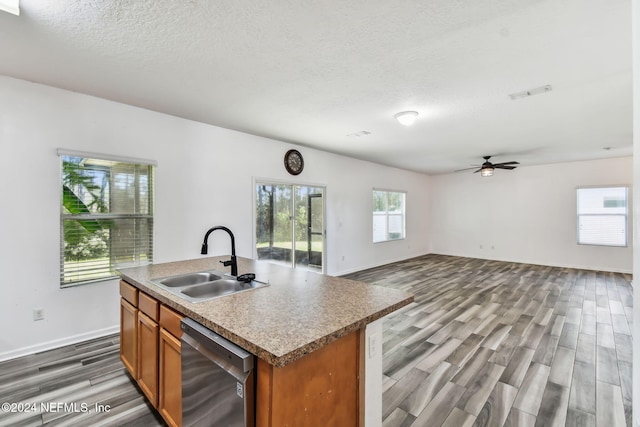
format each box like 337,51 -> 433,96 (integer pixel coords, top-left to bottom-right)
394,111 -> 418,126
0,0 -> 19,15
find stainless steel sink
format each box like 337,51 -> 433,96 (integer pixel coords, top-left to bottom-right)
181,279 -> 253,299
157,272 -> 222,287
150,270 -> 268,302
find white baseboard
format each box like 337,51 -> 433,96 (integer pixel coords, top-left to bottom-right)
430,251 -> 633,275
0,325 -> 120,362
335,251 -> 632,277
334,252 -> 430,277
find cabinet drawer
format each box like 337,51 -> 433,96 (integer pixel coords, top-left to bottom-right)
139,292 -> 159,322
120,280 -> 138,307
160,305 -> 184,339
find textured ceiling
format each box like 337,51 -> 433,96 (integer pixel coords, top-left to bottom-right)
0,0 -> 632,174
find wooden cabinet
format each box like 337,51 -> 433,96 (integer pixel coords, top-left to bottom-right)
119,281 -> 138,378
120,280 -> 183,426
159,305 -> 183,427
137,311 -> 159,407
137,291 -> 160,408
256,330 -> 361,427
120,298 -> 138,378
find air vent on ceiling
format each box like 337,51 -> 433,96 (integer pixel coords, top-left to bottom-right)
347,131 -> 371,137
509,85 -> 552,100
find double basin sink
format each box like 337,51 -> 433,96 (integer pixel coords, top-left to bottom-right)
150,270 -> 268,303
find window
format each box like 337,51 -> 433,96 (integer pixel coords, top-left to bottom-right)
59,151 -> 155,286
576,186 -> 628,247
373,190 -> 406,243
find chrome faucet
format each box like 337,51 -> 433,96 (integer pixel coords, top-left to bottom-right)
201,226 -> 237,276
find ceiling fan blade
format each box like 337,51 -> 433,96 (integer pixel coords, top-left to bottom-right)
493,165 -> 517,170
493,161 -> 520,166
473,168 -> 482,173
454,166 -> 480,172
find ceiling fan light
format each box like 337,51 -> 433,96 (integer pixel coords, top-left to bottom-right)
480,166 -> 494,177
394,111 -> 418,126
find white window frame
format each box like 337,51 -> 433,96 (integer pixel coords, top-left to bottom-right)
576,185 -> 629,247
58,149 -> 156,287
373,189 -> 406,243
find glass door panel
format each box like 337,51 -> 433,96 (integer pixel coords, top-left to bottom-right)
256,182 -> 324,272
256,184 -> 293,267
307,192 -> 323,269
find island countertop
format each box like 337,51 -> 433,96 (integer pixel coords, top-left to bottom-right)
118,256 -> 413,367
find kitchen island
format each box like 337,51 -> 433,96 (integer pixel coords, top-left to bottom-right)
118,256 -> 413,427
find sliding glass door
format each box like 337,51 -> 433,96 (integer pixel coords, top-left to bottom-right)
255,182 -> 324,272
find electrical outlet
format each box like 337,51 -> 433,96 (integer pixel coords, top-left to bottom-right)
33,308 -> 44,321
368,335 -> 377,359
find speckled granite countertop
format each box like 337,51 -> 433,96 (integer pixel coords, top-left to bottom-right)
118,256 -> 413,367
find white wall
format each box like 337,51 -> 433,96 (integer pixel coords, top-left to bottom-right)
0,76 -> 431,358
1,72 -> 632,360
429,157 -> 633,273
631,1 -> 639,426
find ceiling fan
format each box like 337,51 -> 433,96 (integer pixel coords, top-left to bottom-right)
457,156 -> 520,177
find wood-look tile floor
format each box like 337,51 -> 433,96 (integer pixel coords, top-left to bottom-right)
0,254 -> 632,426
0,335 -> 164,426
344,254 -> 633,427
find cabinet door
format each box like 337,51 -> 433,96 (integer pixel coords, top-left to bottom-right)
256,330 -> 360,427
159,328 -> 182,427
138,311 -> 159,407
120,298 -> 138,378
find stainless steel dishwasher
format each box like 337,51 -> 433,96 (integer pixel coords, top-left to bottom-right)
181,318 -> 255,427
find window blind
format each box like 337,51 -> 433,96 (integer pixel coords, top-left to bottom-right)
60,153 -> 154,286
576,186 -> 627,247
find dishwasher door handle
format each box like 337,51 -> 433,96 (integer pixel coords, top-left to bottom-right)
181,318 -> 254,372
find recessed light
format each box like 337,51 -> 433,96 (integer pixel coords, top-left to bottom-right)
394,111 -> 418,126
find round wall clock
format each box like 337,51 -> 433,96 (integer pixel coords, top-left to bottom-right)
284,149 -> 304,175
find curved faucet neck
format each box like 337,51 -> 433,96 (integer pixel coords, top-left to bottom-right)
202,226 -> 236,255
201,226 -> 237,276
